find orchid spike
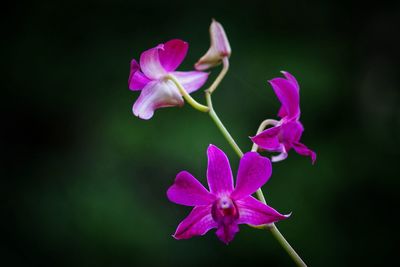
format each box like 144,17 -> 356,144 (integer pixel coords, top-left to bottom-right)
128,39 -> 209,120
167,144 -> 289,244
251,71 -> 316,164
195,19 -> 231,71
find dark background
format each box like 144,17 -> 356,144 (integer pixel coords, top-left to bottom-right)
3,0 -> 399,266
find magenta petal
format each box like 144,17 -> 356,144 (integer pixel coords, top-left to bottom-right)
236,196 -> 289,226
172,71 -> 209,93
173,205 -> 217,240
159,39 -> 188,72
139,44 -> 167,80
215,222 -> 239,244
128,59 -> 139,86
277,105 -> 287,118
132,80 -> 183,120
292,142 -> 317,164
167,171 -> 215,206
269,77 -> 300,120
281,71 -> 299,91
280,121 -> 304,145
277,72 -> 299,118
231,152 -> 272,200
207,145 -> 234,196
251,126 -> 282,151
129,59 -> 151,91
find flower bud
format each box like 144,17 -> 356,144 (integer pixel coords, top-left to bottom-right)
195,19 -> 231,71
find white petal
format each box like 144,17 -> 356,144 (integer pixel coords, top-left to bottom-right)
132,80 -> 183,120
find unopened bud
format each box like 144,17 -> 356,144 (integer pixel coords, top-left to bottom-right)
195,19 -> 231,71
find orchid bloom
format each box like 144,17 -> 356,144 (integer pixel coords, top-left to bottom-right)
167,144 -> 288,244
251,71 -> 316,163
195,19 -> 231,71
128,39 -> 209,120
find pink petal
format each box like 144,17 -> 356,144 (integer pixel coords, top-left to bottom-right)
159,39 -> 188,72
139,44 -> 167,80
281,71 -> 299,91
236,196 -> 289,226
231,152 -> 272,200
215,222 -> 239,244
172,71 -> 209,93
128,59 -> 151,91
194,61 -> 216,71
173,205 -> 217,240
280,121 -> 304,145
128,59 -> 139,84
207,145 -> 234,196
269,77 -> 300,120
250,125 -> 282,151
167,171 -> 215,206
277,105 -> 287,118
132,80 -> 183,120
292,142 -> 317,164
277,72 -> 299,118
210,19 -> 231,57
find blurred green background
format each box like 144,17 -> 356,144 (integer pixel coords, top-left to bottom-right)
3,0 -> 399,266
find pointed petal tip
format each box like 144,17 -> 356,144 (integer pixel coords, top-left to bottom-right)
268,77 -> 282,85
171,233 -> 181,240
282,211 -> 292,219
165,38 -> 188,48
207,144 -> 217,150
311,155 -> 317,165
267,79 -> 278,87
311,151 -> 317,164
172,232 -> 187,240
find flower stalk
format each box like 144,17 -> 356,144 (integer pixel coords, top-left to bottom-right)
205,91 -> 243,158
167,74 -> 209,113
206,57 -> 229,94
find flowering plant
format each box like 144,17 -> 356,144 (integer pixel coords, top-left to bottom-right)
128,19 -> 316,266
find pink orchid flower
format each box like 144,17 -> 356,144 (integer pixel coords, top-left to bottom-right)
251,71 -> 316,163
128,39 -> 209,120
167,144 -> 288,244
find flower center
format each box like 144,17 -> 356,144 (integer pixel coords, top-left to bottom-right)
211,196 -> 239,224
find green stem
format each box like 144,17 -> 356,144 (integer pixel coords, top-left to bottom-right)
205,92 -> 243,158
206,57 -> 229,94
268,224 -> 307,267
167,74 -> 209,113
